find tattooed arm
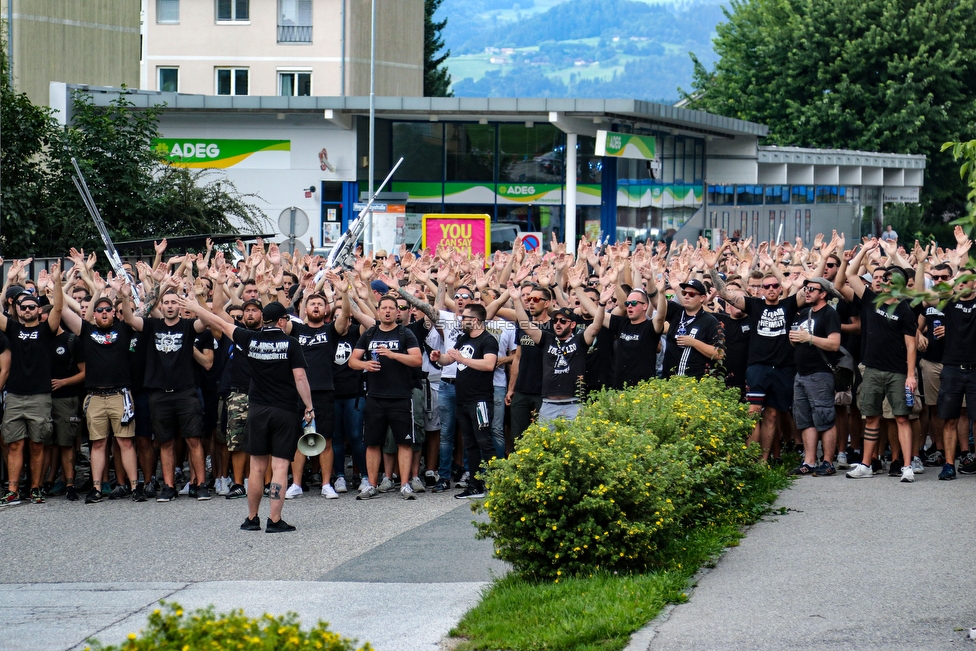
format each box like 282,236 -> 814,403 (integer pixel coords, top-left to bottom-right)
709,268 -> 746,310
397,286 -> 438,323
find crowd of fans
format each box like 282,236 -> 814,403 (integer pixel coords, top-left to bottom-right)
2,225 -> 975,517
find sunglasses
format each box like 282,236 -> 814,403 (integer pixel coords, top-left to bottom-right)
762,283 -> 780,290
932,275 -> 951,281
397,305 -> 409,310
454,293 -> 472,300
623,300 -> 646,307
553,317 -> 573,325
18,303 -> 38,310
802,286 -> 822,293
680,291 -> 701,298
94,306 -> 114,313
525,296 -> 545,303
374,256 -> 387,260
825,263 -> 839,269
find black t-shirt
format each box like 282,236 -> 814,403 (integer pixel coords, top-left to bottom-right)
355,325 -> 420,400
332,322 -> 365,399
608,314 -> 661,389
142,318 -> 200,391
454,330 -> 499,404
224,322 -> 259,392
79,321 -> 134,390
5,320 -> 56,395
292,321 -> 338,391
540,330 -> 587,398
662,303 -> 720,379
128,330 -> 149,392
919,305 -> 945,363
193,329 -> 217,391
51,331 -> 83,399
792,305 -> 842,376
232,326 -> 307,411
582,322 -> 614,390
742,295 -> 799,367
941,298 -> 976,366
514,319 -> 552,395
717,313 -> 749,388
859,288 -> 916,374
834,294 -> 861,365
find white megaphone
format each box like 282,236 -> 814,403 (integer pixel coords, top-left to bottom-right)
297,420 -> 327,457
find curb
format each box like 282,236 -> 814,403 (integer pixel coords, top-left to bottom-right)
622,564 -> 714,651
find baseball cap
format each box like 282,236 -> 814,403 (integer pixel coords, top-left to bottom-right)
242,298 -> 263,310
370,280 -> 390,294
803,277 -> 840,298
551,307 -> 575,321
93,296 -> 114,310
262,301 -> 288,323
679,279 -> 707,295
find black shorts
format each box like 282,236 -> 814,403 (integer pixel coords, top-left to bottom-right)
745,364 -> 796,412
363,396 -> 413,447
311,390 -> 335,439
201,388 -> 220,432
937,365 -> 976,421
149,388 -> 204,443
245,403 -> 302,460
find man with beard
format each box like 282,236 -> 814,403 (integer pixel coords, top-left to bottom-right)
282,288 -> 349,499
0,262 -> 63,507
60,296 -> 143,502
120,282 -> 213,502
663,278 -> 721,379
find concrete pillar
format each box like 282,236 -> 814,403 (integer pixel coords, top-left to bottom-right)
565,132 -> 577,249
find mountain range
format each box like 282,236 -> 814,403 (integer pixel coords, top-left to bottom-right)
437,0 -> 726,102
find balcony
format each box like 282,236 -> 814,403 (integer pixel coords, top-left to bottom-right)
278,24 -> 312,43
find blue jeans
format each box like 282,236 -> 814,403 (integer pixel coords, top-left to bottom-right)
332,396 -> 366,481
437,380 -> 458,479
492,385 -> 506,458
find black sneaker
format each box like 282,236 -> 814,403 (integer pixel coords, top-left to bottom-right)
196,484 -> 212,501
923,450 -> 946,467
65,486 -> 79,502
109,485 -> 132,500
29,487 -> 45,504
431,479 -> 450,493
84,488 -> 103,504
848,450 -> 862,466
454,486 -> 486,499
959,453 -> 976,475
939,463 -> 957,480
888,460 -> 903,477
226,484 -> 247,499
156,485 -> 177,502
188,484 -> 199,499
143,479 -> 157,500
240,515 -> 261,531
132,484 -> 147,502
266,517 -> 296,533
871,458 -> 884,474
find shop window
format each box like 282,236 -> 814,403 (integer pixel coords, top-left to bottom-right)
392,122 -> 444,182
445,123 -> 495,182
498,124 -> 563,184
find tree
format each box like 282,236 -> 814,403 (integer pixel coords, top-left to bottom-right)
424,0 -> 453,97
686,0 -> 976,222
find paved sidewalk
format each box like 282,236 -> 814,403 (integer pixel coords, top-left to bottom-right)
0,491 -> 507,651
647,467 -> 976,650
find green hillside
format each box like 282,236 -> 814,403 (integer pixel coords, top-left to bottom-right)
440,0 -> 725,102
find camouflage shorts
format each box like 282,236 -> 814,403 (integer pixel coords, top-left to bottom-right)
220,391 -> 248,452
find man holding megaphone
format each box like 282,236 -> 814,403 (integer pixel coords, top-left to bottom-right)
180,298 -> 313,532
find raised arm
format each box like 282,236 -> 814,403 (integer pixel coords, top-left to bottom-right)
709,268 -> 746,310
176,296 -> 237,340
845,241 -> 877,298
508,281 -> 542,345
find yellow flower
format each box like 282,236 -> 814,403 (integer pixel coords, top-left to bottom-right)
127,633 -> 137,641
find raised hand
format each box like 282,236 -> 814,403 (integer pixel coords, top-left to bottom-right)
154,239 -> 168,255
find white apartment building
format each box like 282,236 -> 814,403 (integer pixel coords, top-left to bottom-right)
140,0 -> 424,97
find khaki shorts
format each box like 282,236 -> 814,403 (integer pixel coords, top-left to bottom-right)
2,393 -> 53,445
86,393 -> 134,441
52,396 -> 82,447
919,359 -> 943,406
858,367 -> 910,418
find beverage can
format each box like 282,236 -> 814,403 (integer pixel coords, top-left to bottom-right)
905,386 -> 914,408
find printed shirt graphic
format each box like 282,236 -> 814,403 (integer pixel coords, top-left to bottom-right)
743,295 -> 798,367
231,326 -> 306,409
80,322 -> 134,389
142,318 -> 198,391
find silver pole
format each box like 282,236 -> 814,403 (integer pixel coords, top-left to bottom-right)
7,0 -> 12,87
365,0 -> 376,257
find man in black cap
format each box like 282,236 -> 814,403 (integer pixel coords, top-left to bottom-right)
181,298 -> 314,532
663,278 -> 721,379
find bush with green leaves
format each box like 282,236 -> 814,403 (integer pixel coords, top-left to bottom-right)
477,376 -> 767,580
85,601 -> 371,651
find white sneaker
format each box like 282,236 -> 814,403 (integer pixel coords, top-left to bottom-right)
845,463 -> 874,479
321,484 -> 339,499
836,452 -> 849,469
178,481 -> 191,495
285,483 -> 304,499
911,456 -> 925,474
358,477 -> 370,492
900,465 -> 916,483
334,477 -> 348,493
213,477 -> 224,495
221,477 -> 232,495
409,476 -> 426,493
456,471 -> 470,488
400,484 -> 416,500
377,476 -> 395,493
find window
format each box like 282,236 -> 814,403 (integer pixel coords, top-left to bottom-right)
707,185 -> 735,206
791,185 -> 814,204
216,68 -> 249,95
815,186 -> 839,203
217,0 -> 249,21
279,71 -> 312,96
157,0 -> 179,23
278,0 -> 312,43
158,67 -> 179,92
445,123 -> 495,182
764,185 -> 789,205
499,123 -> 563,184
735,185 -> 763,205
392,122 -> 444,182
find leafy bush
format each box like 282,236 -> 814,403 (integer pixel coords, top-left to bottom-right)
85,601 -> 370,651
477,376 -> 767,580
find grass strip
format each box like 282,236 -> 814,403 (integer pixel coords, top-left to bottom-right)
450,465 -> 791,651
